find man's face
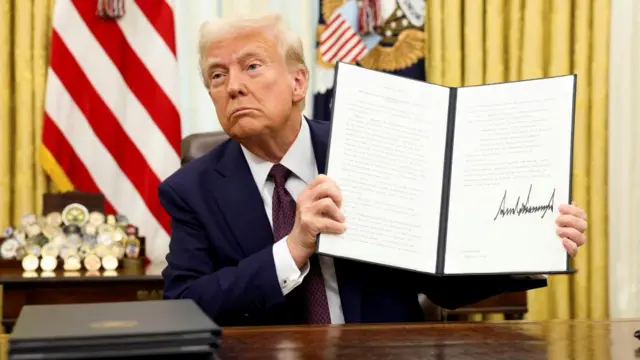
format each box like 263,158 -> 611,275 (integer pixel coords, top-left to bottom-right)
204,30 -> 307,140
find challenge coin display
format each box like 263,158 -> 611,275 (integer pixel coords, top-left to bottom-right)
0,204 -> 144,274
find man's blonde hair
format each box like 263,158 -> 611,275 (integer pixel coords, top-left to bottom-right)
197,13 -> 309,91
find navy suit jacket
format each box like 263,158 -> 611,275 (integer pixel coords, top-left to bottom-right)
159,118 -> 547,326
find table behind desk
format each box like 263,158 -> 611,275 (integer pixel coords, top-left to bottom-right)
0,265 -> 526,332
0,265 -> 164,332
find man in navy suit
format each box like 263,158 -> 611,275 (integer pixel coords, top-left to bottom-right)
159,14 -> 588,326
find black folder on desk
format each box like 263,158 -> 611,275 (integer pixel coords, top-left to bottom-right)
8,299 -> 221,360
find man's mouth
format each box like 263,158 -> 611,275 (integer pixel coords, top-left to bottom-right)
230,107 -> 255,117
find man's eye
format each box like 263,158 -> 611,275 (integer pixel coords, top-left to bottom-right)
211,73 -> 223,80
247,63 -> 260,71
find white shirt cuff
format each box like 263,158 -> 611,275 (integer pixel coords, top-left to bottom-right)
272,236 -> 310,295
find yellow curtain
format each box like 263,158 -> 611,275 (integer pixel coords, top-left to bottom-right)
426,0 -> 609,321
0,0 -> 56,231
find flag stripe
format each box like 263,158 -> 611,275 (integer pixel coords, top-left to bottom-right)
71,0 -> 181,155
54,1 -> 180,181
322,23 -> 353,60
44,69 -> 169,260
329,32 -> 359,62
118,0 -> 180,109
319,18 -> 348,53
134,0 -> 176,55
319,14 -> 342,44
49,30 -> 170,236
42,113 -> 117,215
344,43 -> 367,63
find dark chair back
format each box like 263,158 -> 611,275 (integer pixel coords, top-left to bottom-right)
180,131 -> 229,166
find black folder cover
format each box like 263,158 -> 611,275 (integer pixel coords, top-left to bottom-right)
9,299 -> 221,360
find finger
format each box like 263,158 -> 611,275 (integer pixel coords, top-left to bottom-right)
562,237 -> 578,257
313,198 -> 344,222
310,182 -> 343,209
298,175 -> 331,203
555,214 -> 588,233
316,217 -> 347,234
559,203 -> 587,221
308,174 -> 328,187
556,227 -> 586,246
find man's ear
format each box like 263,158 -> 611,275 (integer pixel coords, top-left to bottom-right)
291,67 -> 308,103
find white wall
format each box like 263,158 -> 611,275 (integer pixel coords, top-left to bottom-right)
172,0 -> 319,137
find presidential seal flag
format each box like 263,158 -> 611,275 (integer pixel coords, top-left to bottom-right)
40,0 -> 180,263
313,0 -> 427,121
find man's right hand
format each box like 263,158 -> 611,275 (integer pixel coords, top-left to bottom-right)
287,175 -> 347,268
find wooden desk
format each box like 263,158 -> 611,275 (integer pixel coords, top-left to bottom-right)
216,320 -> 637,359
0,264 -> 164,332
0,320 -> 633,360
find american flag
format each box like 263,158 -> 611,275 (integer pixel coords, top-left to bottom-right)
319,0 -> 382,64
40,0 -> 180,263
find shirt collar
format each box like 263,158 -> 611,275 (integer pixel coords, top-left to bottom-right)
241,117 -> 317,188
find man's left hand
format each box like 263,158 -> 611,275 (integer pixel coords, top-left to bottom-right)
556,201 -> 587,257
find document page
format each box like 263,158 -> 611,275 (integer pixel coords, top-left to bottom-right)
444,76 -> 575,274
317,63 -> 450,273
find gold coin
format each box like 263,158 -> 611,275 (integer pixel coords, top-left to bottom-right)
101,255 -> 118,271
83,254 -> 101,271
40,255 -> 58,271
21,254 -> 39,272
25,224 -> 42,237
97,224 -> 114,235
46,212 -> 63,227
20,214 -> 37,227
63,255 -> 82,271
84,223 -> 97,236
88,211 -> 105,226
95,243 -> 109,258
61,203 -> 89,226
26,244 -> 42,257
1,238 -> 19,259
41,242 -> 59,257
112,242 -> 125,259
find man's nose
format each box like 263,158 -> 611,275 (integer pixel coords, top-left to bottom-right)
226,70 -> 248,99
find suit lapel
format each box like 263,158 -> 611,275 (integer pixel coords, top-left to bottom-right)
209,142 -> 274,256
308,119 -> 363,323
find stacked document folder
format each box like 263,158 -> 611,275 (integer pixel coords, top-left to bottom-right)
8,299 -> 221,360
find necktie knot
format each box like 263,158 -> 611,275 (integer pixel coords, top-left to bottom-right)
268,164 -> 292,187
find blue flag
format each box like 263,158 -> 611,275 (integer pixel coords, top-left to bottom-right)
312,0 -> 427,121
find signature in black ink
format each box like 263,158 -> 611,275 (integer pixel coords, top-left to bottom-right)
494,184 -> 555,221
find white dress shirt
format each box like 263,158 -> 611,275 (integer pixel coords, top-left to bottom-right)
240,119 -> 346,324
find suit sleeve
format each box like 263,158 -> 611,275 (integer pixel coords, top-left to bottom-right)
159,181 -> 286,321
419,274 -> 547,310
